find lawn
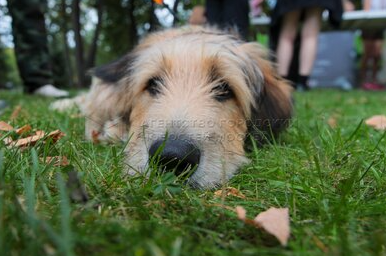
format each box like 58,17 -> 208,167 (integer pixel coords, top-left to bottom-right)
0,89 -> 386,256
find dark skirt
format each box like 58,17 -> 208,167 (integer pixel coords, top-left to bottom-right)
271,0 -> 343,29
269,0 -> 343,82
362,30 -> 384,40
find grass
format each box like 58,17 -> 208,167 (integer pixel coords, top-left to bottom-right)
0,89 -> 386,256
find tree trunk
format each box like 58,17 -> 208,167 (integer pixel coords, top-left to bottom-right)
60,0 -> 74,87
127,0 -> 138,50
172,0 -> 180,26
148,1 -> 160,32
71,0 -> 86,87
86,0 -> 104,70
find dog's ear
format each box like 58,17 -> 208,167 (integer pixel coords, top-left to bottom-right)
90,53 -> 135,84
241,43 -> 293,145
84,53 -> 137,142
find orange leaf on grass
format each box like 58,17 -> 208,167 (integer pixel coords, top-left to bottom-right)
236,206 -> 290,246
47,130 -> 66,142
10,105 -> 22,120
9,132 -> 46,148
214,187 -> 246,199
3,137 -> 13,145
235,206 -> 257,226
236,206 -> 247,220
0,121 -> 14,131
8,129 -> 65,148
41,156 -> 69,167
254,207 -> 290,246
327,116 -> 337,128
35,130 -> 45,136
365,115 -> 386,131
16,125 -> 32,135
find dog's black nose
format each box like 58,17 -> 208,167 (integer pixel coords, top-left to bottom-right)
149,138 -> 200,176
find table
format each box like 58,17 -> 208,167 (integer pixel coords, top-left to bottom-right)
251,10 -> 386,33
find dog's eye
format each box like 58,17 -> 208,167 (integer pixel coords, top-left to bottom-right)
146,77 -> 163,96
212,82 -> 235,102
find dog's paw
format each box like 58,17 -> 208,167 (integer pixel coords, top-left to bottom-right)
50,95 -> 87,112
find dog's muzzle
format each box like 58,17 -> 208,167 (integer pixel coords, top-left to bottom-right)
149,137 -> 201,176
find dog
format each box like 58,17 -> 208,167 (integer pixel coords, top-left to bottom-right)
54,26 -> 293,188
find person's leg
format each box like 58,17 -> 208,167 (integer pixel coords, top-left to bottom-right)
361,39 -> 372,84
223,0 -> 250,40
7,0 -> 54,93
360,38 -> 385,90
276,10 -> 301,77
371,39 -> 383,83
299,7 -> 323,77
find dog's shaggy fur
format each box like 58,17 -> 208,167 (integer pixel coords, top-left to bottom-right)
59,26 -> 293,188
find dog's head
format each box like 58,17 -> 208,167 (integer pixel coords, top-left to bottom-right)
92,26 -> 292,188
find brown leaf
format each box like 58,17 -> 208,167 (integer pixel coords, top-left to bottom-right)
327,116 -> 337,128
16,124 -> 32,135
365,115 -> 386,131
3,137 -> 13,145
7,128 -> 65,149
9,132 -> 45,147
10,105 -> 22,120
35,130 -> 45,136
214,187 -> 246,199
254,207 -> 290,246
41,156 -> 69,167
235,206 -> 247,220
236,206 -> 290,246
235,206 -> 257,226
0,121 -> 14,131
46,130 -> 66,142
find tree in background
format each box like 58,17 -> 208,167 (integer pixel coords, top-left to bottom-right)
1,0 -> 214,88
0,40 -> 11,87
0,3 -> 21,88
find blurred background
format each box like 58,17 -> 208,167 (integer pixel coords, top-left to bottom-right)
0,0 -> 206,89
0,0 -> 379,90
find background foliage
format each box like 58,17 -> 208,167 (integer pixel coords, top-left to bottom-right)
0,0 -> 204,88
0,0 -> 364,88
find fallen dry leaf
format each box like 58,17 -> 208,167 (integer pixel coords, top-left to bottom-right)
235,206 -> 257,227
327,116 -> 337,128
365,115 -> 386,131
6,127 -> 65,149
0,121 -> 14,131
236,206 -> 247,220
214,187 -> 246,199
9,132 -> 46,148
10,105 -> 22,120
46,130 -> 66,142
236,206 -> 290,246
41,156 -> 69,167
16,124 -> 32,135
35,130 -> 45,137
3,137 -> 13,145
254,207 -> 290,246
